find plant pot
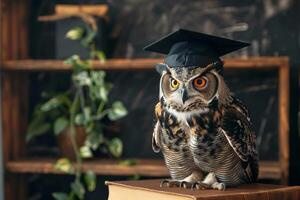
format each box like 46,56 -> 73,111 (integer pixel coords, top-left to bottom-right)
57,126 -> 86,160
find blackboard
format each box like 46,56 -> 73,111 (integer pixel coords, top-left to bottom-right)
111,0 -> 300,61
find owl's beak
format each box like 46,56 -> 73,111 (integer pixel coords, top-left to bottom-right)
180,88 -> 189,104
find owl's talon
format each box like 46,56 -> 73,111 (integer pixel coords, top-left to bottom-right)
192,182 -> 209,190
160,179 -> 211,190
160,180 -> 169,187
180,181 -> 187,188
160,179 -> 183,188
212,182 -> 226,190
181,181 -> 197,189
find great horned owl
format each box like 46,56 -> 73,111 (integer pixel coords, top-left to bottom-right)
145,29 -> 258,190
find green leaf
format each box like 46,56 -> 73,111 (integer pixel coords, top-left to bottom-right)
65,27 -> 85,40
98,86 -> 108,102
54,117 -> 69,135
74,113 -> 85,125
91,50 -> 106,62
54,158 -> 74,174
64,55 -> 80,65
40,97 -> 61,112
108,101 -> 127,121
84,170 -> 96,192
77,60 -> 91,70
108,138 -> 123,158
88,71 -> 113,102
71,181 -> 85,199
40,94 -> 71,112
52,192 -> 68,200
73,71 -> 92,86
91,70 -> 105,84
65,55 -> 91,71
26,123 -> 51,142
85,132 -> 104,150
83,107 -> 91,122
79,146 -> 93,158
118,159 -> 137,166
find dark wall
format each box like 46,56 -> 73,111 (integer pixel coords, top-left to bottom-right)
112,0 -> 300,60
32,0 -> 300,60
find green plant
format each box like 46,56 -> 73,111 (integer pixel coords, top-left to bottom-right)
27,24 -> 127,199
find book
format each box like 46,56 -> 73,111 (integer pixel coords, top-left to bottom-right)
106,179 -> 300,200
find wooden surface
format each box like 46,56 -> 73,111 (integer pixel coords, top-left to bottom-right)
6,159 -> 281,179
107,179 -> 300,200
1,57 -> 289,71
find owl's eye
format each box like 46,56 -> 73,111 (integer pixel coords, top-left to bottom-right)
193,76 -> 207,90
170,78 -> 180,89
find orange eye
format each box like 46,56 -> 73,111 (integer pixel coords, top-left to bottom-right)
193,77 -> 207,90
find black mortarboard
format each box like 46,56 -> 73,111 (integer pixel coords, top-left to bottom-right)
143,28 -> 250,68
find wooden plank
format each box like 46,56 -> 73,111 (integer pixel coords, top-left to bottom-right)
278,60 -> 290,185
5,159 -> 280,179
17,0 -> 28,58
2,72 -> 29,200
1,1 -> 19,199
6,158 -> 168,177
11,73 -> 28,159
55,4 -> 109,16
0,0 -> 9,59
1,0 -> 29,161
1,73 -> 13,163
10,0 -> 18,58
1,57 -> 289,71
0,0 -> 29,199
4,174 -> 27,200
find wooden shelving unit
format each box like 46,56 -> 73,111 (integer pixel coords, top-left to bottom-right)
1,57 -> 291,185
5,159 -> 281,180
1,57 -> 289,200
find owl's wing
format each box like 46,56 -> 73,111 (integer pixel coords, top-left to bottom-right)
152,102 -> 163,153
220,98 -> 258,181
220,98 -> 257,163
152,121 -> 161,153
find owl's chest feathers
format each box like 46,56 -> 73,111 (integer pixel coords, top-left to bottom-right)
159,107 -> 223,153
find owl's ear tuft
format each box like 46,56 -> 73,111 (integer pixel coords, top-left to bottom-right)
155,63 -> 170,74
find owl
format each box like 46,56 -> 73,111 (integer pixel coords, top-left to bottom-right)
152,60 -> 258,190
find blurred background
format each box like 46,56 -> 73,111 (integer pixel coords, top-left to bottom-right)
0,0 -> 300,199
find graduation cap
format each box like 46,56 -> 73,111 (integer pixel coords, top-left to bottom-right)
143,28 -> 249,68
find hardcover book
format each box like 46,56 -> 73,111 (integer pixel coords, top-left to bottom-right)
106,179 -> 300,200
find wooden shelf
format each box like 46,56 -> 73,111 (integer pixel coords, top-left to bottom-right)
6,158 -> 280,179
1,57 -> 289,71
6,158 -> 168,177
